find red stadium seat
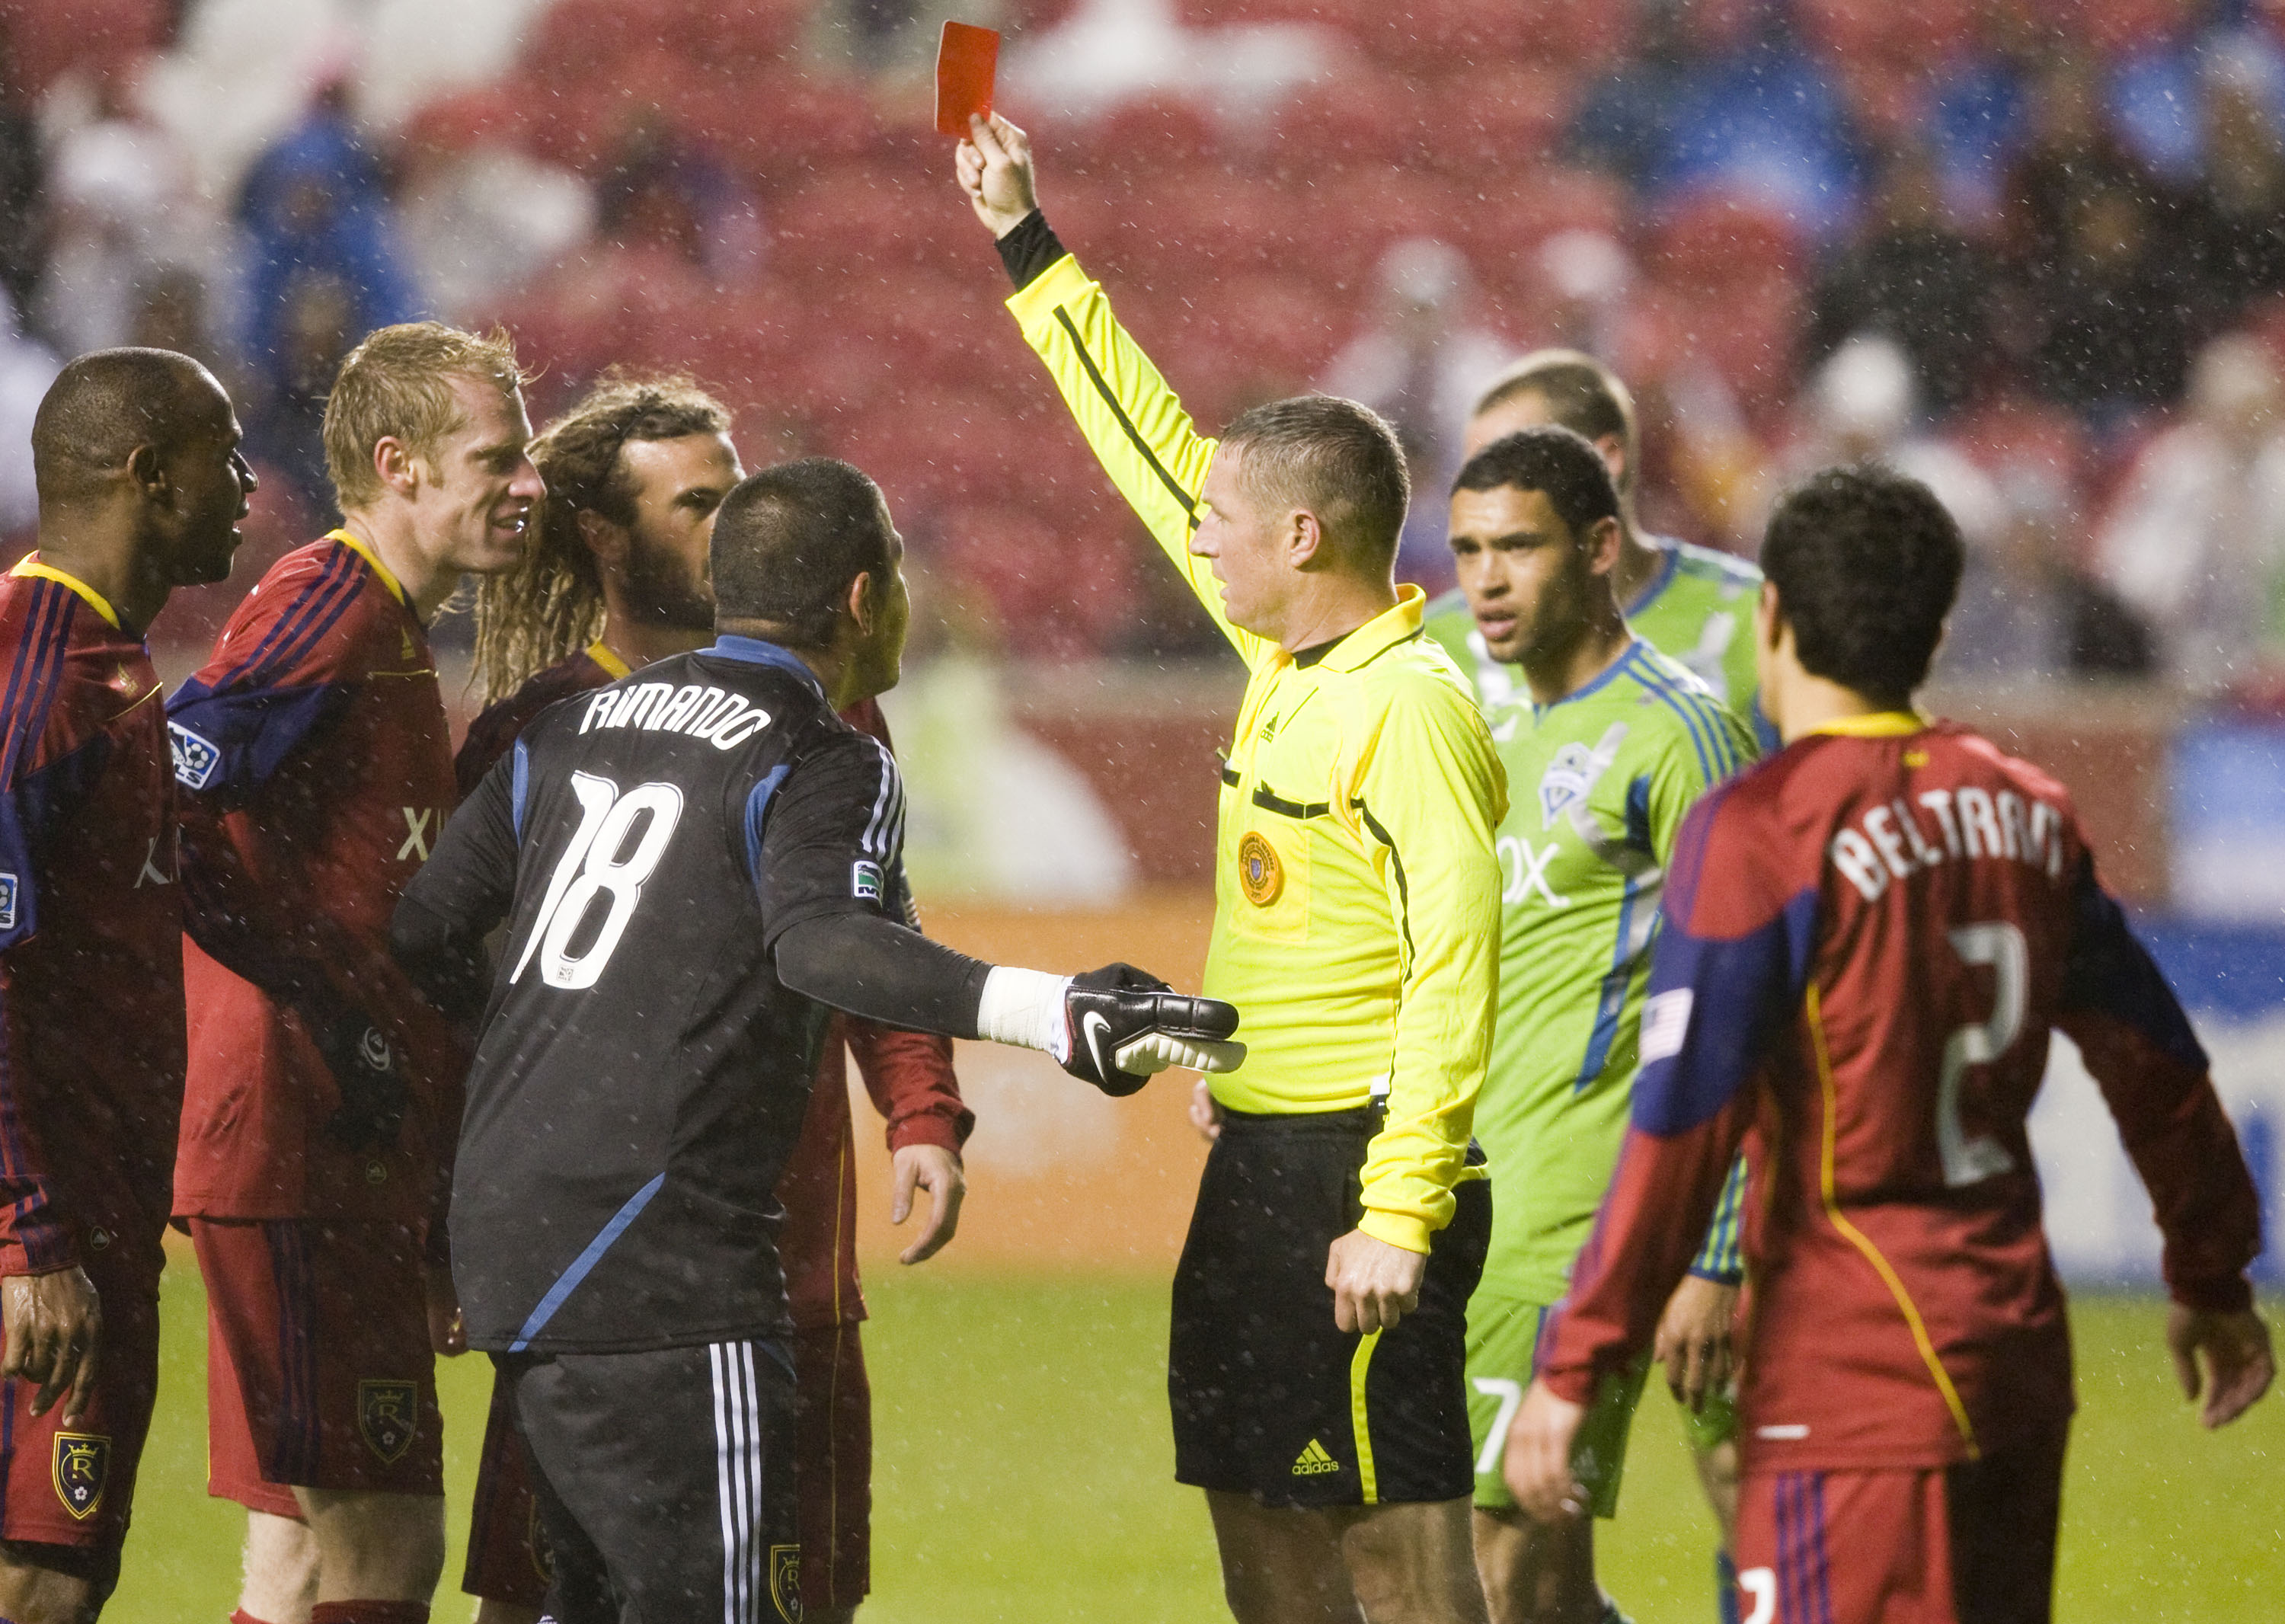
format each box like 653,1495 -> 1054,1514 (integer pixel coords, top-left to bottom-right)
1647,192 -> 1807,298
670,0 -> 809,73
523,0 -> 669,85
1954,395 -> 2095,502
1426,63 -> 1580,181
1266,70 -> 1432,181
1337,0 -> 1636,76
1063,93 -> 1225,177
0,0 -> 165,101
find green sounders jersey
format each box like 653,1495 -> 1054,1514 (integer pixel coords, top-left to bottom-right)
1426,535 -> 1766,728
1465,639 -> 1755,1305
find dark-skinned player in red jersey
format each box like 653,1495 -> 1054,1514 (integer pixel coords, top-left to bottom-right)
1507,466 -> 2273,1624
453,374 -> 969,1624
0,349 -> 253,1624
167,322 -> 544,1624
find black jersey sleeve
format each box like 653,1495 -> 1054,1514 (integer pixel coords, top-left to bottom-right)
391,742 -> 520,1021
753,727 -> 908,947
774,913 -> 989,1037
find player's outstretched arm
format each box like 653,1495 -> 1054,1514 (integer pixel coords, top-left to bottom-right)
955,113 -> 1261,662
2167,1303 -> 2274,1427
773,915 -> 1242,1095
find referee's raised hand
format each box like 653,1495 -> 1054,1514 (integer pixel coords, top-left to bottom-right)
957,112 -> 1038,238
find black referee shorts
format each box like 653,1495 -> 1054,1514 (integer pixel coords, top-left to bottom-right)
1170,1105 -> 1490,1508
500,1337 -> 801,1624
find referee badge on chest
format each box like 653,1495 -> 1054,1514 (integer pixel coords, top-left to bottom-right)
51,1432 -> 107,1520
358,1378 -> 419,1464
1237,832 -> 1283,906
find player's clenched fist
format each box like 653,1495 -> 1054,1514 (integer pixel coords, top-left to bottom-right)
2,1268 -> 101,1423
1325,1229 -> 1426,1335
956,112 -> 1038,238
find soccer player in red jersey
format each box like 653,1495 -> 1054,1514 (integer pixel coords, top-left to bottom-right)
453,374 -> 969,1624
168,323 -> 543,1624
0,348 -> 253,1624
1507,466 -> 2273,1624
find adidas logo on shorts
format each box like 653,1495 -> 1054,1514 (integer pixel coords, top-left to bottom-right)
1292,1438 -> 1341,1476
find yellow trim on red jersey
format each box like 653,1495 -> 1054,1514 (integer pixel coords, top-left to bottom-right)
585,639 -> 634,680
1808,711 -> 1927,739
326,528 -> 410,607
9,555 -> 122,629
1804,980 -> 1980,1459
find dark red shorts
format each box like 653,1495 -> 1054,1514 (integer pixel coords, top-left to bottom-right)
190,1217 -> 443,1514
463,1320 -> 874,1613
0,1248 -> 162,1551
1735,1426 -> 2066,1624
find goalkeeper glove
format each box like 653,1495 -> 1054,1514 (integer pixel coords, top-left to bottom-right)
976,964 -> 1245,1097
313,1012 -> 410,1152
1059,963 -> 1244,1098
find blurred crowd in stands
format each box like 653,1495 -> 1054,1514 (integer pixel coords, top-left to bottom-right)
3,0 -> 2285,694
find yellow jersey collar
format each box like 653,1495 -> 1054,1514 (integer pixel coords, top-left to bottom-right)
10,555 -> 122,629
1290,586 -> 1425,674
586,639 -> 634,679
327,528 -> 410,608
1808,710 -> 1926,739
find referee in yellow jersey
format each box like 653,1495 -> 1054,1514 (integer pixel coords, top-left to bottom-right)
957,117 -> 1505,1624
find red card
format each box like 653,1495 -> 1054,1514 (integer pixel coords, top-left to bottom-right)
935,21 -> 999,137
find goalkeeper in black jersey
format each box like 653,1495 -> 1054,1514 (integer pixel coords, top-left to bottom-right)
393,457 -> 1238,1624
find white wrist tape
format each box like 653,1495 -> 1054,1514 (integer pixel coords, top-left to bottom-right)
976,967 -> 1075,1061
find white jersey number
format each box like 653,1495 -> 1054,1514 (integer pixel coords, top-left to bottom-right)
1935,921 -> 2025,1187
1471,1377 -> 1524,1475
512,772 -> 686,990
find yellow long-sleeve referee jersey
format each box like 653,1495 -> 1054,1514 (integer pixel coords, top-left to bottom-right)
1008,254 -> 1506,1252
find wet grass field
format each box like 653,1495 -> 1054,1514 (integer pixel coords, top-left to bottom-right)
104,1266 -> 2282,1622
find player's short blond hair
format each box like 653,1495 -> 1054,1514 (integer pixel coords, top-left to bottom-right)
322,321 -> 530,510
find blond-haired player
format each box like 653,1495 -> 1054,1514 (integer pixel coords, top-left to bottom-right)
169,323 -> 543,1624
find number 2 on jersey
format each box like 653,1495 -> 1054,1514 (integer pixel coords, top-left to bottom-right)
512,771 -> 686,990
1936,921 -> 2025,1187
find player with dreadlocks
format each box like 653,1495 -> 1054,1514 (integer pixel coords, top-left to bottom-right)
453,374 -> 973,1624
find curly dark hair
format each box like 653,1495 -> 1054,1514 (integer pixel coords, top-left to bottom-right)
469,370 -> 730,705
1760,464 -> 1964,708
